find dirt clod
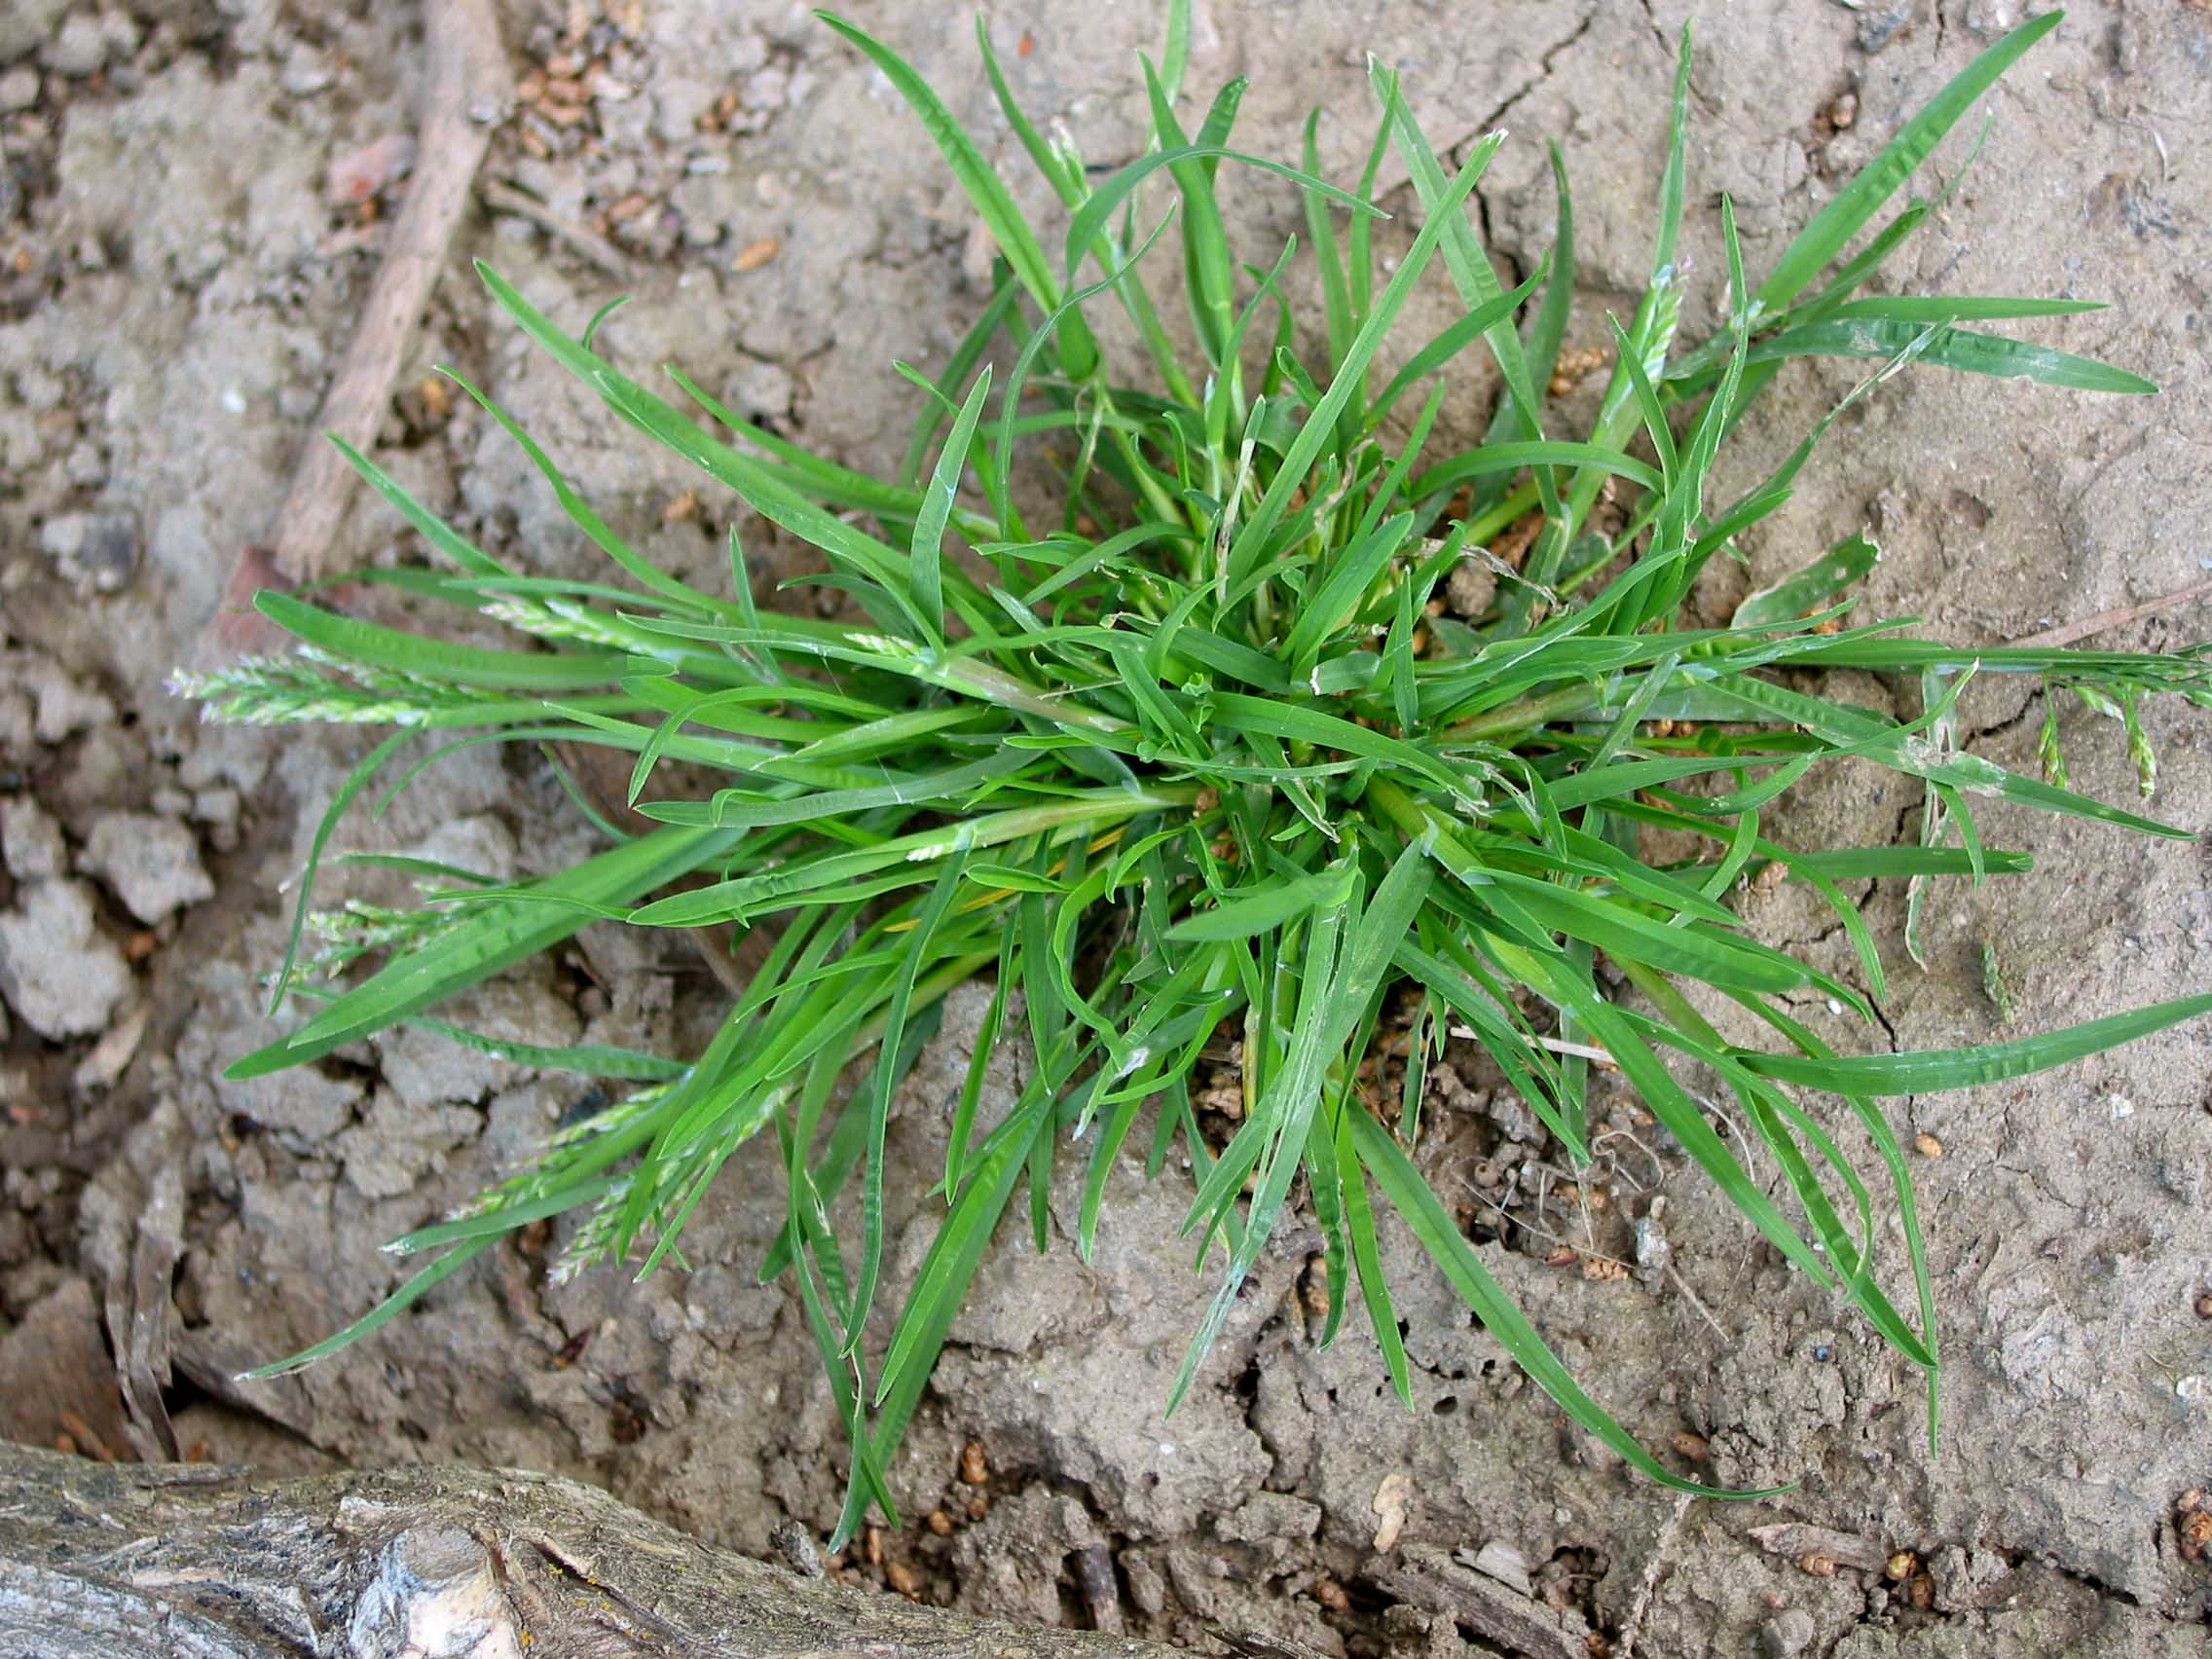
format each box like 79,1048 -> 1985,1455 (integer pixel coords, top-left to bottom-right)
0,879 -> 133,1039
82,812 -> 211,925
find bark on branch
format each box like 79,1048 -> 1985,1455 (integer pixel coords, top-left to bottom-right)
0,1443 -> 1182,1659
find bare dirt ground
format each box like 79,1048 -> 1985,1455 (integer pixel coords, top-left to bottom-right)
3,2 -> 2210,1655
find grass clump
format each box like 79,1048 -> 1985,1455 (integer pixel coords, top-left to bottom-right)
183,7 -> 2209,1537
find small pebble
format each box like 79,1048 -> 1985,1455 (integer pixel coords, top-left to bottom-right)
1758,1608 -> 1815,1657
325,133 -> 416,206
37,509 -> 140,592
279,41 -> 334,96
0,66 -> 39,112
726,357 -> 794,421
768,1519 -> 823,1577
1446,559 -> 1497,617
742,64 -> 790,111
1,799 -> 67,882
45,12 -> 108,76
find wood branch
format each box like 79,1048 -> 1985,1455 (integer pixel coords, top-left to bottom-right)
0,1443 -> 1186,1659
211,0 -> 511,653
270,0 -> 508,586
1367,1543 -> 1590,1659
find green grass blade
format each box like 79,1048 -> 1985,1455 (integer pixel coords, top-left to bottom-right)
330,434 -> 510,578
1142,60 -> 1241,364
256,593 -> 634,690
847,852 -> 968,1354
1740,988 -> 2212,1095
229,825 -> 744,1076
1370,259 -> 1547,430
1733,535 -> 1880,629
1064,146 -> 1373,284
816,10 -> 1097,379
264,731 -> 412,1012
1745,318 -> 2154,394
243,1236 -> 498,1379
911,365 -> 993,643
1226,127 -> 1500,582
1751,11 -> 2061,314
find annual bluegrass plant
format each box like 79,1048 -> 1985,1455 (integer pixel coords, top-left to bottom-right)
181,7 -> 2209,1538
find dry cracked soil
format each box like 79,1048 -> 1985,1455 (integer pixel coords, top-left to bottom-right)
2,2 -> 2211,1656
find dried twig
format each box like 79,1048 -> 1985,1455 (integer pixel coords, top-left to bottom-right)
211,0 -> 511,652
78,1099 -> 193,1462
1746,1522 -> 1891,1574
2005,575 -> 2212,650
1666,1262 -> 1732,1346
1616,1493 -> 1696,1659
480,177 -> 634,278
